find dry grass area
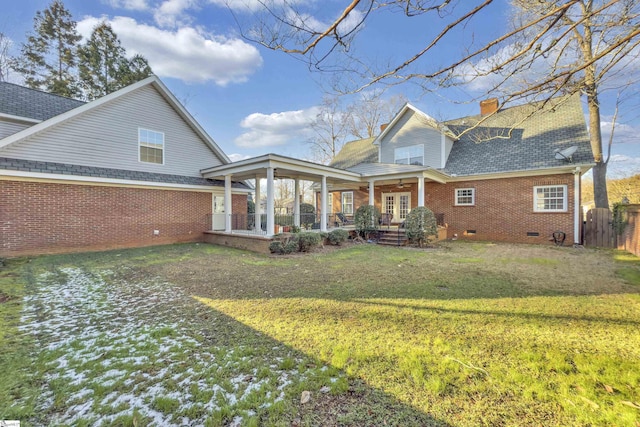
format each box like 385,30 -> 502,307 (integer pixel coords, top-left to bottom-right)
1,241 -> 639,426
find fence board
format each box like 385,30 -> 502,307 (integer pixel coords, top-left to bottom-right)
584,208 -> 615,248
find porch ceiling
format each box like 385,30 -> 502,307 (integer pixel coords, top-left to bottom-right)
200,153 -> 362,183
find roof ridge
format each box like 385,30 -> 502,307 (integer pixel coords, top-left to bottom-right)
444,93 -> 577,124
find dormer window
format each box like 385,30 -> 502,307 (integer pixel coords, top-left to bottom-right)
394,144 -> 424,166
139,128 -> 164,164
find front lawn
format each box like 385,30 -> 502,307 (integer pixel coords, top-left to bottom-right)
1,242 -> 639,426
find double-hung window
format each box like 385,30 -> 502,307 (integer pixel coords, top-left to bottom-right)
533,185 -> 567,212
455,188 -> 475,206
139,128 -> 164,164
394,144 -> 424,166
342,191 -> 354,215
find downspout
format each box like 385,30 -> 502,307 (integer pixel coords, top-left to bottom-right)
574,167 -> 581,245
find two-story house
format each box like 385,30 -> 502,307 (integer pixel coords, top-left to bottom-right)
0,77 -> 250,257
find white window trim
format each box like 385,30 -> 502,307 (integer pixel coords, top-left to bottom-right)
455,188 -> 475,206
394,144 -> 424,166
342,191 -> 354,215
533,185 -> 568,212
138,128 -> 165,165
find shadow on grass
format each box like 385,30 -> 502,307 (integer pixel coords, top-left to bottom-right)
189,300 -> 450,426
350,297 -> 640,327
15,253 -> 448,427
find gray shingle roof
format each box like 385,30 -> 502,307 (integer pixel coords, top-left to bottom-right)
0,82 -> 85,121
331,93 -> 593,176
0,157 -> 250,189
443,93 -> 593,176
329,137 -> 377,170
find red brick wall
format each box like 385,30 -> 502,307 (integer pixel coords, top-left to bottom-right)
317,175 -> 576,245
425,175 -> 576,244
1,180 -> 214,257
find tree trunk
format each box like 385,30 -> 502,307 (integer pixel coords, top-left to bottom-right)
586,87 -> 609,208
592,160 -> 608,208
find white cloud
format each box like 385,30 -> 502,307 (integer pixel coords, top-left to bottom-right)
104,0 -> 149,11
154,0 -> 199,27
456,36 -> 640,95
608,153 -> 640,177
208,0 -> 301,12
77,16 -> 263,85
228,153 -> 253,162
600,116 -> 638,145
235,107 -> 320,148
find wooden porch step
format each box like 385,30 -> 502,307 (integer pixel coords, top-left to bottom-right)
378,230 -> 408,246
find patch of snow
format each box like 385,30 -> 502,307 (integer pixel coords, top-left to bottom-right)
20,267 -> 327,426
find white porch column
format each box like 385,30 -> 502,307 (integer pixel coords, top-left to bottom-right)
417,175 -> 425,207
224,174 -> 232,233
254,176 -> 261,232
368,179 -> 375,206
321,175 -> 328,232
294,178 -> 300,227
266,167 -> 275,235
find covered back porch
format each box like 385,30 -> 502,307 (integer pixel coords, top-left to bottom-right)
200,154 -> 449,239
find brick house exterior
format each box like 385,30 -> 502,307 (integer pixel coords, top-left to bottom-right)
320,95 -> 593,245
0,78 -> 250,257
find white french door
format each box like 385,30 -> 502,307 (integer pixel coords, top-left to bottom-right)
213,194 -> 226,230
382,192 -> 411,223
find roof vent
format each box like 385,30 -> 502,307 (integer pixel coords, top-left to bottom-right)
480,98 -> 499,116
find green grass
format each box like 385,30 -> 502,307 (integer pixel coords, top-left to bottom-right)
0,259 -> 43,423
2,242 -> 640,426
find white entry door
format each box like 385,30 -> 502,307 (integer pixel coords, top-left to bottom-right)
213,195 -> 226,230
382,192 -> 411,223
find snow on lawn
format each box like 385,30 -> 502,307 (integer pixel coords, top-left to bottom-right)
20,267 -> 336,426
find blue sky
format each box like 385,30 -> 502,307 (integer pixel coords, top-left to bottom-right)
2,0 -> 639,177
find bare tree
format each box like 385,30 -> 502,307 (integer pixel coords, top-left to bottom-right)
0,32 -> 12,82
347,90 -> 407,139
308,96 -> 350,164
237,0 -> 640,208
308,92 -> 407,164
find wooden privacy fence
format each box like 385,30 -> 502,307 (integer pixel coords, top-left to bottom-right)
617,205 -> 640,257
584,208 -> 615,248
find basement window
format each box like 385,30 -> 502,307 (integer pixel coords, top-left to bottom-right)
465,230 -> 476,235
527,232 -> 540,237
139,128 -> 164,165
533,185 -> 567,212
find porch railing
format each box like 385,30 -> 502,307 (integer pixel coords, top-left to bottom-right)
207,212 -> 445,236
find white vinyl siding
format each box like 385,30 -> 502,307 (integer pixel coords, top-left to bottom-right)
534,185 -> 567,212
455,188 -> 475,206
379,109 -> 444,167
0,120 -> 31,140
139,128 -> 164,164
394,144 -> 424,165
342,191 -> 354,215
1,85 -> 224,177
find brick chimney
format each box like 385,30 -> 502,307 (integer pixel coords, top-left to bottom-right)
380,123 -> 389,132
480,98 -> 499,116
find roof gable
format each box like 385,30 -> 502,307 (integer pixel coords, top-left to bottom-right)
0,77 -> 229,164
373,103 -> 446,145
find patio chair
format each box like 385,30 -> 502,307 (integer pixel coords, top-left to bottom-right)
336,212 -> 354,226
